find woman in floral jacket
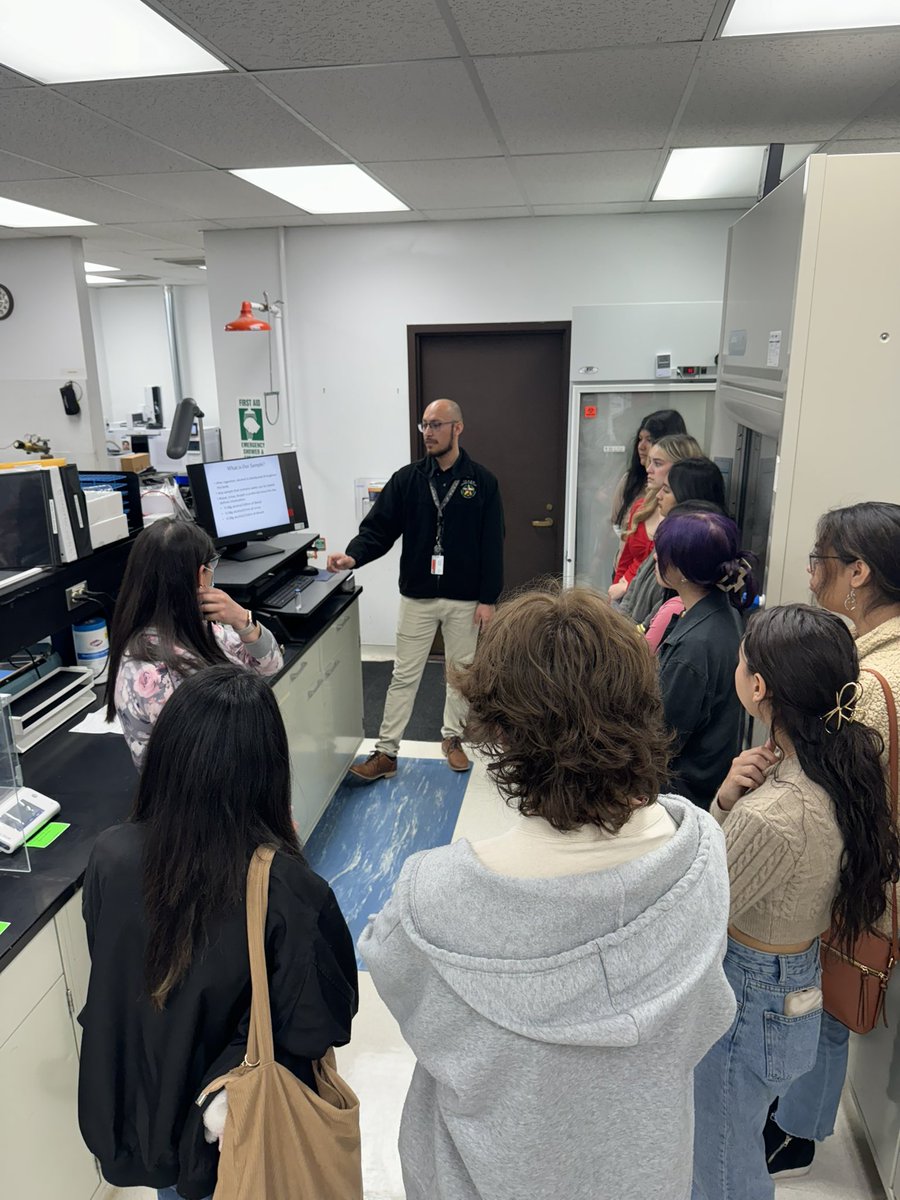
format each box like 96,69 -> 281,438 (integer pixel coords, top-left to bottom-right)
106,517 -> 283,768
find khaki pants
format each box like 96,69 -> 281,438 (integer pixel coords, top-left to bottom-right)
376,596 -> 480,756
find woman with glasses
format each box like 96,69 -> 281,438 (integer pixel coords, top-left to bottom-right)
763,501 -> 900,1182
107,517 -> 283,769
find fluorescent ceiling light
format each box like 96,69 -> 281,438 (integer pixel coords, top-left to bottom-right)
653,145 -> 818,201
0,196 -> 94,227
84,261 -> 119,272
722,0 -> 900,37
231,165 -> 409,214
85,274 -> 126,284
0,0 -> 226,83
198,265 -> 207,270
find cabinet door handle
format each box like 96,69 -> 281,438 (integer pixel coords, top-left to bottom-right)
335,616 -> 350,633
307,679 -> 323,700
324,659 -> 339,678
531,517 -> 554,527
289,660 -> 309,682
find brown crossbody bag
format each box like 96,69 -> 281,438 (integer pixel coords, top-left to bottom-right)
820,668 -> 899,1034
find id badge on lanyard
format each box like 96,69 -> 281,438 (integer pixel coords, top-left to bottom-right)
429,478 -> 459,577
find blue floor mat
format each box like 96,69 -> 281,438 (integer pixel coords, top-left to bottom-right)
304,757 -> 470,968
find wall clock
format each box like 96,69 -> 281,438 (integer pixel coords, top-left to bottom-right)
0,284 -> 13,320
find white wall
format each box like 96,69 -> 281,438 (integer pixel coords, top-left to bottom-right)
91,284 -> 218,429
0,237 -> 105,467
206,212 -> 736,644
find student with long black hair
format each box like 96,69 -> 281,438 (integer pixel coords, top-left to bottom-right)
107,517 -> 282,768
79,665 -> 358,1200
611,408 -> 686,533
692,605 -> 900,1200
765,501 -> 900,1179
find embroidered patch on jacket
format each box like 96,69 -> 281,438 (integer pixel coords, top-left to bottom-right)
461,480 -> 477,499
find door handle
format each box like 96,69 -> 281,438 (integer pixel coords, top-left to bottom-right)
531,518 -> 554,527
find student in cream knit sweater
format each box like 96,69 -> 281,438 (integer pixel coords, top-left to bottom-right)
692,605 -> 899,1200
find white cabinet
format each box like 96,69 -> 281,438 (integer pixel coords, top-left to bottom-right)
0,917 -> 101,1199
273,600 -> 363,842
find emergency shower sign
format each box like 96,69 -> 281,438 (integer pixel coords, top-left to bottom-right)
238,396 -> 265,457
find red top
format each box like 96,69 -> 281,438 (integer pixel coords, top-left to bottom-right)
614,497 -> 654,584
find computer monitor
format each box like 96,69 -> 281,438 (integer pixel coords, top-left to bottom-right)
187,452 -> 309,561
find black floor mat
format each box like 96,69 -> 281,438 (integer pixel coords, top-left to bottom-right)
363,659 -> 447,742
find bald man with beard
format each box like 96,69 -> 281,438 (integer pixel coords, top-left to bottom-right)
328,398 -> 504,780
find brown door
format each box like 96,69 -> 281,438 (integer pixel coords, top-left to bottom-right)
408,323 -> 570,595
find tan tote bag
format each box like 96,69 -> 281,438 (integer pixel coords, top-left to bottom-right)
198,846 -> 363,1200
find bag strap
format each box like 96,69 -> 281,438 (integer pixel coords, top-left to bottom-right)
244,845 -> 277,1068
862,668 -> 899,960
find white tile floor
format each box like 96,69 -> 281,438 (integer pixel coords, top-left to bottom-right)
106,737 -> 887,1200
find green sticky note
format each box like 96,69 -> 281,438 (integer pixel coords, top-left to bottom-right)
27,822 -> 70,849
0,922 -> 9,937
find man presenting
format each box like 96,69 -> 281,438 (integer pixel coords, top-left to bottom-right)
327,398 -> 504,781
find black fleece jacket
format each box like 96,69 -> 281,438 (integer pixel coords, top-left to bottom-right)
346,449 -> 504,605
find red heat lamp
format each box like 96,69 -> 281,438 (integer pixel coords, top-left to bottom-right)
224,300 -> 271,332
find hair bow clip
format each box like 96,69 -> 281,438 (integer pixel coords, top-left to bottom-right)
822,680 -> 864,733
717,557 -> 751,594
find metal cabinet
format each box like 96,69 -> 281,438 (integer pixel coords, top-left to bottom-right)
273,600 -> 363,842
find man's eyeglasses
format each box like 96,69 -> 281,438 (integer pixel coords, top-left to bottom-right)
418,420 -> 456,433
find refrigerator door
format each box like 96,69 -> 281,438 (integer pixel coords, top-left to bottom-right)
571,385 -> 714,590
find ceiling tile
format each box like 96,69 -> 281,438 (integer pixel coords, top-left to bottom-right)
0,151 -> 70,182
317,210 -> 425,223
91,171 -> 305,219
449,0 -> 717,55
264,62 -> 502,161
837,81 -> 900,141
677,32 -> 900,145
214,215 -> 324,227
109,221 -> 217,248
648,197 -> 753,211
476,45 -> 697,154
159,0 -> 456,67
364,158 -> 522,208
0,68 -> 35,88
58,75 -> 346,169
0,177 -> 192,223
532,202 -> 645,214
0,90 -> 201,174
423,206 -> 531,219
513,150 -> 660,204
829,139 -> 900,155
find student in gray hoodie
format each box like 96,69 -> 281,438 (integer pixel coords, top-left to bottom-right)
360,586 -> 736,1200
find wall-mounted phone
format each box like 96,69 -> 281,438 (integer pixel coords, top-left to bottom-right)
60,380 -> 81,416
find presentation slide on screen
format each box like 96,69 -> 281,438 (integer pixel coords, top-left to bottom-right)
206,457 -> 289,537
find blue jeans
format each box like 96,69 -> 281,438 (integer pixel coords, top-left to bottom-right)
775,1009 -> 849,1140
692,937 -> 823,1200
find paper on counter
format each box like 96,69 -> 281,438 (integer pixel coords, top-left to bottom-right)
71,709 -> 124,736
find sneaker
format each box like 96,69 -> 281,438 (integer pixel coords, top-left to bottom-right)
348,751 -> 397,783
442,736 -> 471,772
764,1113 -> 815,1179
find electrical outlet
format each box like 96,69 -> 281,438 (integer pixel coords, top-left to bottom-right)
65,582 -> 88,610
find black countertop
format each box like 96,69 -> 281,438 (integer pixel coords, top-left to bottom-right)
0,586 -> 362,975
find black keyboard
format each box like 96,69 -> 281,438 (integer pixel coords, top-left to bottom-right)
264,574 -> 317,608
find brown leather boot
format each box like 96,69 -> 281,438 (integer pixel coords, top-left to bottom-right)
442,736 -> 471,772
349,751 -> 398,782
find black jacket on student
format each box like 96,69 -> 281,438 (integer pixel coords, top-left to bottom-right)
657,590 -> 744,809
77,823 -> 358,1200
346,448 -> 504,604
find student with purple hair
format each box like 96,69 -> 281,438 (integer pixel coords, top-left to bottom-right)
653,509 -> 757,808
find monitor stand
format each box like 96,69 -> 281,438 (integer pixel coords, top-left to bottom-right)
222,540 -> 286,562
